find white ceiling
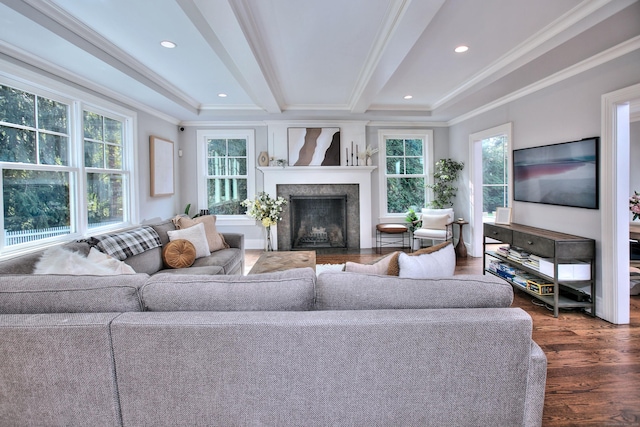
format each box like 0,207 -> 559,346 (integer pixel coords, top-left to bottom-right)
0,0 -> 638,124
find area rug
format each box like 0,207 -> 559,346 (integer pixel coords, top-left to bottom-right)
315,263 -> 345,275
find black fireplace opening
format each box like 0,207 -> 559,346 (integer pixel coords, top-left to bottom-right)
290,195 -> 347,249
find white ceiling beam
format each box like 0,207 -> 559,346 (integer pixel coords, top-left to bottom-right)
182,0 -> 282,114
349,0 -> 445,114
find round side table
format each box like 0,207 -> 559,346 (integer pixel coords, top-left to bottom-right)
454,220 -> 469,258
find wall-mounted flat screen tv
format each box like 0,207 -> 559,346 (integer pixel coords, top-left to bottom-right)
513,137 -> 599,209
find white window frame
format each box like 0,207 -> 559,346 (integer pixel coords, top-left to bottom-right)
196,129 -> 255,225
378,129 -> 434,220
0,73 -> 138,257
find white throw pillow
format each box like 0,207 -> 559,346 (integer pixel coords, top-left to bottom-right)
167,222 -> 210,259
398,243 -> 455,278
420,213 -> 450,229
87,247 -> 137,274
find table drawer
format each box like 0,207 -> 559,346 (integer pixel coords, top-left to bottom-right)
513,231 -> 554,258
484,224 -> 512,244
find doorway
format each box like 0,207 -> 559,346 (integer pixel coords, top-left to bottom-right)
601,82 -> 640,324
469,123 -> 513,257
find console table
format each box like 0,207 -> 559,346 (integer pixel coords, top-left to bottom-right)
483,223 -> 595,318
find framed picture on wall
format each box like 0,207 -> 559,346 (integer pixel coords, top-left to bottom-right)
287,127 -> 340,166
150,135 -> 174,196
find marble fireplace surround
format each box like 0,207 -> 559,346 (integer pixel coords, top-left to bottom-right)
259,166 -> 375,249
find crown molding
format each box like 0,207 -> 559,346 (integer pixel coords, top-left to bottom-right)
0,41 -> 180,125
17,0 -> 200,114
448,35 -> 640,126
434,0 -> 629,110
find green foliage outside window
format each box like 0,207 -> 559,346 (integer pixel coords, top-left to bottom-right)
482,136 -> 508,214
385,137 -> 426,214
0,83 -> 130,247
207,138 -> 248,215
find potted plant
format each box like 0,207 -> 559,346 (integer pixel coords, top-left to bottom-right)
426,159 -> 464,209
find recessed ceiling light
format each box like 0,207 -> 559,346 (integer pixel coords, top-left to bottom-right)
160,40 -> 176,49
218,93 -> 228,98
454,45 -> 469,53
404,95 -> 413,100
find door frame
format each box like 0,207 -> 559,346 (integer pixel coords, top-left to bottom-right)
600,82 -> 640,324
469,123 -> 513,257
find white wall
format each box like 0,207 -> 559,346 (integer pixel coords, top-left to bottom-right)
448,49 -> 640,304
136,111 -> 180,223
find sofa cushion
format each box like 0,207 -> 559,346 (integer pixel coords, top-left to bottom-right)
315,273 -> 513,310
167,223 -> 210,259
154,265 -> 224,275
0,313 -> 124,425
141,268 -> 316,311
173,215 -> 229,252
191,247 -> 243,275
345,251 -> 396,274
398,242 -> 455,278
162,239 -> 196,269
420,213 -> 450,229
0,274 -> 147,314
122,247 -> 164,275
90,226 -> 162,261
387,241 -> 451,276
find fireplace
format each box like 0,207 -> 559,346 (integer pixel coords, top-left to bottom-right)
290,195 -> 347,249
277,184 -> 360,250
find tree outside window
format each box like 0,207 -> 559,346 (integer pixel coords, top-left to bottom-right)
482,135 -> 509,222
0,82 -> 133,251
379,130 -> 433,218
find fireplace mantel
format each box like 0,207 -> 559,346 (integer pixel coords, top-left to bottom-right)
259,166 -> 376,249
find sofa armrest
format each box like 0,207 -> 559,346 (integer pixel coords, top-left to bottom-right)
524,341 -> 547,427
222,233 -> 244,251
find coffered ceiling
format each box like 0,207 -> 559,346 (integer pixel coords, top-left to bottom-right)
0,0 -> 638,124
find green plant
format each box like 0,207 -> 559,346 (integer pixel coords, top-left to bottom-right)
404,208 -> 421,233
426,158 -> 464,209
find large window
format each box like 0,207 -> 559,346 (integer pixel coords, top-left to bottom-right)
197,130 -> 255,217
0,81 -> 134,253
378,129 -> 433,217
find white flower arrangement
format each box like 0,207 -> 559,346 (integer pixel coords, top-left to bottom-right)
357,145 -> 379,160
241,192 -> 288,228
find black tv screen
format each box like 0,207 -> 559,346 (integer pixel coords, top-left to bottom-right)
513,137 -> 599,209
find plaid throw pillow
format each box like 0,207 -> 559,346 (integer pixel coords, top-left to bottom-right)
91,226 -> 162,261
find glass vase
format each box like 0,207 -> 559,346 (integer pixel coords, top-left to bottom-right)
264,225 -> 273,252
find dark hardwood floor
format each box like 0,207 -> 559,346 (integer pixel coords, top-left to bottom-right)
245,248 -> 640,426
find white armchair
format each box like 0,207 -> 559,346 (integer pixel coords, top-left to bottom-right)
412,208 -> 454,250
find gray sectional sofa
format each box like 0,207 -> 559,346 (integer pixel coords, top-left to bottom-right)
0,269 -> 547,427
0,218 -> 244,276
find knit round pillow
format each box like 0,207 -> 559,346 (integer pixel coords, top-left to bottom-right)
162,239 -> 196,269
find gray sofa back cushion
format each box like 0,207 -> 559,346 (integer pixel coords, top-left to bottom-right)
0,312 -> 123,426
141,267 -> 316,311
315,273 -> 513,310
0,274 -> 147,314
110,308 -> 534,427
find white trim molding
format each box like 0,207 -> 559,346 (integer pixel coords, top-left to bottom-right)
600,82 -> 640,324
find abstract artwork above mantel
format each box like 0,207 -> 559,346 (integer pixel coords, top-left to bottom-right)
287,127 -> 340,166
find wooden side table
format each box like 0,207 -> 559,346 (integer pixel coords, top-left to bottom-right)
454,220 -> 468,258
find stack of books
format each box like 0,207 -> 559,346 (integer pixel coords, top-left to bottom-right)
523,254 -> 542,271
507,247 -> 530,264
496,245 -> 510,258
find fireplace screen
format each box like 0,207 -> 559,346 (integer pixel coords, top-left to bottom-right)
290,195 -> 347,249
